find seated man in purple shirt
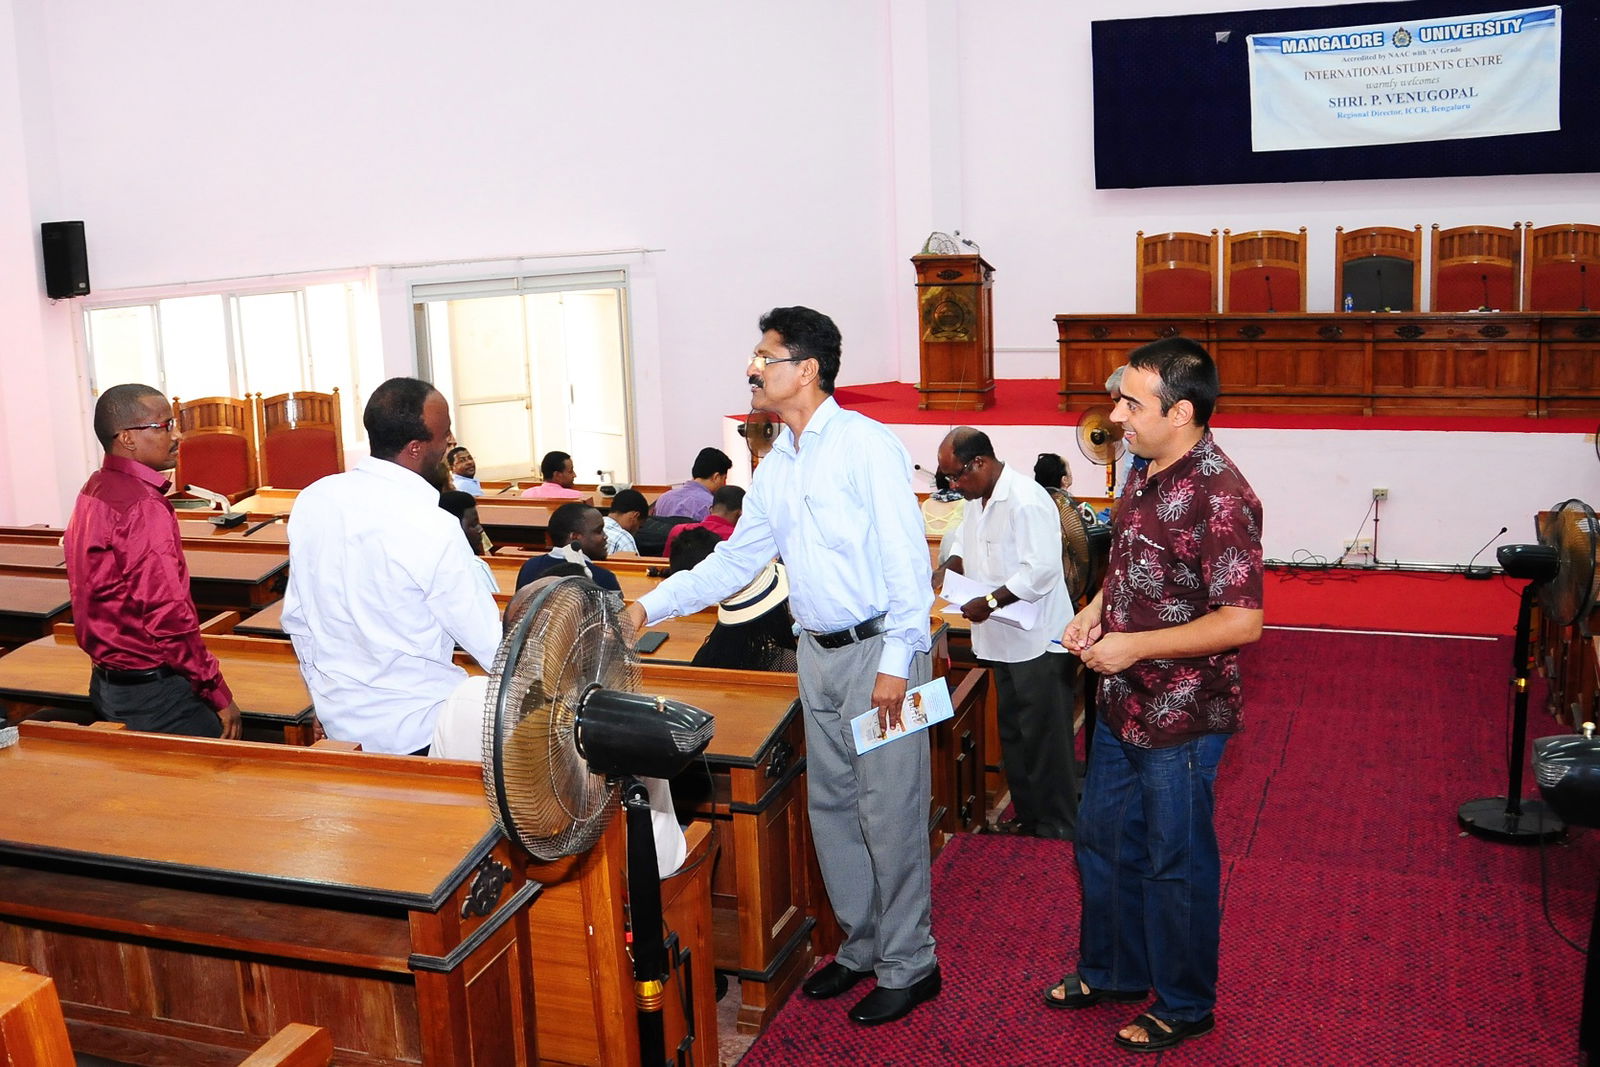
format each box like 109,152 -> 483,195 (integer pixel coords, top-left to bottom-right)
652,446 -> 733,521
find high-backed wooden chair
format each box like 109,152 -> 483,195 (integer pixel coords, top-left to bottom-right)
256,388 -> 343,490
1136,229 -> 1218,313
0,962 -> 333,1066
1523,222 -> 1600,311
1430,223 -> 1522,312
1335,224 -> 1422,312
1222,228 -> 1306,313
172,394 -> 259,503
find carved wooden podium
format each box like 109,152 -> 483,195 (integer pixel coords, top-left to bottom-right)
912,254 -> 995,410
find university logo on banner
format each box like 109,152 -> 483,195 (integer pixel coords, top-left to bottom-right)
1247,6 -> 1560,153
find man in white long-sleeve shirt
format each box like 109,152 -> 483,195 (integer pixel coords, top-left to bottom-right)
935,427 -> 1077,839
283,377 -> 501,755
624,306 -> 939,1027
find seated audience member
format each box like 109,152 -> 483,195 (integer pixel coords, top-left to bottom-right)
652,446 -> 732,521
666,527 -> 797,673
603,488 -> 649,555
635,513 -> 696,557
439,489 -> 492,556
515,501 -> 621,593
662,484 -> 744,557
521,450 -> 586,499
448,446 -> 483,496
429,574 -> 687,878
1034,453 -> 1072,494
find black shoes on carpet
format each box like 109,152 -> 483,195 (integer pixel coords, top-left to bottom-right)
802,960 -> 943,1025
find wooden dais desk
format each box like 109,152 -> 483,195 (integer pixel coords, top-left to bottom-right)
0,575 -> 72,647
0,724 -> 540,1066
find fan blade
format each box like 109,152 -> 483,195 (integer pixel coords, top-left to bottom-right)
1076,405 -> 1125,466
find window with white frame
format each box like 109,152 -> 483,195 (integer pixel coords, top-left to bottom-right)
82,278 -> 371,453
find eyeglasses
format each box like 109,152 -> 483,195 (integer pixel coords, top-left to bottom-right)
936,457 -> 977,482
749,354 -> 807,372
121,418 -> 178,433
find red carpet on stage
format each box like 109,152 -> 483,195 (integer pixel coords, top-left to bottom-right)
740,630 -> 1594,1065
1264,566 -> 1522,636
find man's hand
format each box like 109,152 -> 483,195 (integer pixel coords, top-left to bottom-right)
959,595 -> 994,624
310,715 -> 326,743
217,700 -> 243,741
1079,632 -> 1143,675
622,601 -> 647,637
1061,601 -> 1104,654
872,673 -> 908,735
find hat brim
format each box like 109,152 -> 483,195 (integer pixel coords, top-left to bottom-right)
718,561 -> 789,625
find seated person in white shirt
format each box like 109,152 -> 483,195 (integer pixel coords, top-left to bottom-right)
282,377 -> 502,755
448,446 -> 483,496
603,489 -> 649,556
429,571 -> 688,878
520,451 -> 586,500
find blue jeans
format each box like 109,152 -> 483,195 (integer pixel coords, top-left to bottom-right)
1075,718 -> 1228,1023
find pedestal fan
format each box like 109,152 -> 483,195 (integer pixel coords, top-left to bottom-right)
1076,405 -> 1125,499
1458,499 -> 1598,843
483,576 -> 715,1066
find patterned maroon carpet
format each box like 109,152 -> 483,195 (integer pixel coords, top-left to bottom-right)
740,630 -> 1595,1065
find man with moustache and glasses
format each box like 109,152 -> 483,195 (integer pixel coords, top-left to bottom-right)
64,384 -> 243,738
624,306 -> 940,1026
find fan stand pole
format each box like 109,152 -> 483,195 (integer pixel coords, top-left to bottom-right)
623,778 -> 672,1067
1457,582 -> 1566,844
1104,461 -> 1115,499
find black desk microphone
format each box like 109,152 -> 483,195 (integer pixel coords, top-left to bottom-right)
1581,263 -> 1590,313
1479,272 -> 1491,313
1464,526 -> 1508,579
1263,273 -> 1275,313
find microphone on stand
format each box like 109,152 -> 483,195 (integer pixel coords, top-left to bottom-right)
1464,525 -> 1508,579
1580,263 -> 1590,313
1375,266 -> 1385,311
1263,273 -> 1276,313
1479,272 -> 1491,313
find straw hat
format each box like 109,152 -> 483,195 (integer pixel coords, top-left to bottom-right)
718,560 -> 789,625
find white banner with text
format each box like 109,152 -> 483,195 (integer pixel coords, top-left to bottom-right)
1247,6 -> 1561,152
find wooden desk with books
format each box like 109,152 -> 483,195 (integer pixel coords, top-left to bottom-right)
0,627 -> 316,745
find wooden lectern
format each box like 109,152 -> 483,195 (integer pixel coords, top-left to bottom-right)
912,254 -> 995,410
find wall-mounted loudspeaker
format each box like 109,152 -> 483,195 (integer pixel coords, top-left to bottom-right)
41,221 -> 90,299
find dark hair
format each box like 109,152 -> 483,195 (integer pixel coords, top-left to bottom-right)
608,489 -> 649,518
548,501 -> 596,545
446,446 -> 468,464
365,378 -> 436,460
691,446 -> 733,480
947,427 -> 995,466
758,306 -> 841,394
711,485 -> 745,513
667,526 -> 723,576
438,490 -> 476,519
1033,453 -> 1068,490
92,383 -> 164,449
1126,337 -> 1219,426
540,451 -> 572,480
538,562 -> 590,580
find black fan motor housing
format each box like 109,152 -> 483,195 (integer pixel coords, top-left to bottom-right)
575,687 -> 714,779
1534,735 -> 1600,829
1497,543 -> 1558,581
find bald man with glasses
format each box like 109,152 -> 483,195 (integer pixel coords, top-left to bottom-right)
64,383 -> 242,739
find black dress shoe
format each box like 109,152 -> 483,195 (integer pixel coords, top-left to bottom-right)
847,966 -> 941,1025
802,960 -> 870,999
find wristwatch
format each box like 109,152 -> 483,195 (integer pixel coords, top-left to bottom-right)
984,593 -> 999,610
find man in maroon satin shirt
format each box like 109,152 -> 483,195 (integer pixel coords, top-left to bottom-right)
63,384 -> 242,739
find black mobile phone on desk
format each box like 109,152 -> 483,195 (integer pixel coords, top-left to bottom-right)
635,631 -> 669,654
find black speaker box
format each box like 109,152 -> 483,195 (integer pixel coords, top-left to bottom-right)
41,220 -> 90,299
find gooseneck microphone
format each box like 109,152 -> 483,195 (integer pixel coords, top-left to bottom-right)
1375,266 -> 1385,311
1580,263 -> 1590,313
1480,272 -> 1491,313
1464,525 -> 1508,579
1263,273 -> 1276,313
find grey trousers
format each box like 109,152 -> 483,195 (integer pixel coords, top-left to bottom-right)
89,672 -> 223,738
797,632 -> 936,988
989,649 -> 1079,839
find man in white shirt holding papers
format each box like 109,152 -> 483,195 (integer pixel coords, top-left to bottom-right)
624,306 -> 939,1027
283,378 -> 502,755
935,427 -> 1078,840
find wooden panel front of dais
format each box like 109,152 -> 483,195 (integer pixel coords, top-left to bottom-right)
1371,315 -> 1539,415
1540,317 -> 1600,418
1210,316 -> 1368,414
1056,316 -> 1207,412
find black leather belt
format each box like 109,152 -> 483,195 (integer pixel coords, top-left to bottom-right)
93,664 -> 176,686
809,614 -> 888,649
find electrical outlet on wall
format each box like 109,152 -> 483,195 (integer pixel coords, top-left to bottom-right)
1371,487 -> 1389,501
1342,538 -> 1374,563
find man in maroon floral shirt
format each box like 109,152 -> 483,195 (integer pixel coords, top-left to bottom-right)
1044,337 -> 1263,1053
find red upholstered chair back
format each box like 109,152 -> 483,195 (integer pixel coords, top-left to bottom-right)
1335,224 -> 1421,312
1222,228 -> 1306,313
1524,223 -> 1600,311
1136,230 -> 1217,314
1430,223 -> 1522,312
173,395 -> 258,503
256,389 -> 344,490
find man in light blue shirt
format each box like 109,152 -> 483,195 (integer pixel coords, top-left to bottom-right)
447,446 -> 483,496
625,306 -> 938,1026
